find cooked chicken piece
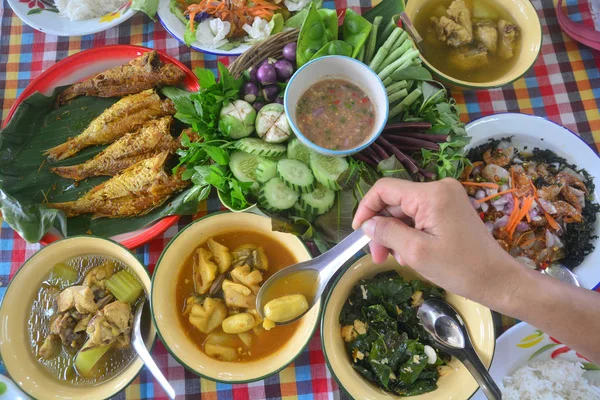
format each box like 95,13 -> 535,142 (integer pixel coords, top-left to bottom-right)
474,20 -> 498,52
51,117 -> 178,181
341,325 -> 358,343
83,263 -> 115,290
431,16 -> 472,47
95,293 -> 114,309
449,44 -> 489,71
46,152 -> 190,218
74,314 -> 92,333
193,248 -> 218,295
115,332 -> 132,349
207,238 -> 232,274
57,285 -> 98,314
447,0 -> 472,38
103,301 -> 132,334
85,314 -> 118,348
57,51 -> 186,105
38,334 -> 61,359
230,265 -> 263,294
50,312 -> 86,349
45,90 -> 175,161
222,279 -> 256,309
497,19 -> 519,60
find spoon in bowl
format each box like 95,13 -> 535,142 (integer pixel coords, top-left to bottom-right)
541,263 -> 581,287
256,227 -> 371,324
417,298 -> 502,400
132,299 -> 176,400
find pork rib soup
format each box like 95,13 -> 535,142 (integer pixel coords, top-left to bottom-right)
29,255 -> 144,385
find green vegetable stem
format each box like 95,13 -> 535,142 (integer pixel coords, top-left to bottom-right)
369,27 -> 403,73
364,16 -> 382,65
389,88 -> 422,119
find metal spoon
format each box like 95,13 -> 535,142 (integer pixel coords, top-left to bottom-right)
256,227 -> 371,324
541,263 -> 581,287
417,298 -> 502,400
132,299 -> 176,400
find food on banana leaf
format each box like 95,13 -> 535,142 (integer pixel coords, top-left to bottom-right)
46,152 -> 190,218
57,51 -> 186,105
45,89 -> 176,162
50,117 -> 181,181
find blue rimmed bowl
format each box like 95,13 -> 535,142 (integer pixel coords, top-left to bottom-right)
284,56 -> 389,157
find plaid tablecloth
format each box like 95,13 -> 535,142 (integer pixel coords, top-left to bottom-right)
0,0 -> 598,398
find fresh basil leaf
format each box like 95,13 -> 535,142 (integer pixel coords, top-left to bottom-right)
203,145 -> 229,165
195,67 -> 217,88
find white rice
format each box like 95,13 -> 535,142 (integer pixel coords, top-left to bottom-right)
55,0 -> 127,21
503,359 -> 600,400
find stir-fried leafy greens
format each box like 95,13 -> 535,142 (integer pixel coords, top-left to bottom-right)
340,272 -> 449,396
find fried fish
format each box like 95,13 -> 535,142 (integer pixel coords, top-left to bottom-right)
45,152 -> 190,218
57,51 -> 186,105
50,117 -> 178,181
45,90 -> 175,162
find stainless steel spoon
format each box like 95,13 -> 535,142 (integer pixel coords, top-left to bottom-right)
417,298 -> 502,400
256,227 -> 371,324
542,263 -> 581,287
133,299 -> 176,400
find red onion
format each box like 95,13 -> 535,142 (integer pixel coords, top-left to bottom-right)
545,229 -> 555,248
494,215 -> 510,228
475,190 -> 486,200
538,198 -> 557,214
480,202 -> 489,213
485,187 -> 499,197
516,222 -> 530,232
484,222 -> 494,234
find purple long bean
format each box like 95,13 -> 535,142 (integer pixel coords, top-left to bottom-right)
377,137 -> 419,174
385,131 -> 449,143
354,152 -> 379,169
383,135 -> 440,150
383,122 -> 432,131
362,146 -> 383,163
370,142 -> 390,161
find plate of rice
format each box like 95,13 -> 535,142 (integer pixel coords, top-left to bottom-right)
472,322 -> 600,400
6,0 -> 152,37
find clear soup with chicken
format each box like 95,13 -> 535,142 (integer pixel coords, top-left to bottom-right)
28,255 -> 144,385
414,0 -> 522,83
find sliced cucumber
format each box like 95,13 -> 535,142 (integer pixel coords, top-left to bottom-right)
287,138 -> 311,165
236,138 -> 286,158
256,159 -> 277,183
229,151 -> 261,184
276,159 -> 315,193
259,177 -> 299,212
290,201 -> 315,221
309,153 -> 349,191
300,184 -> 336,215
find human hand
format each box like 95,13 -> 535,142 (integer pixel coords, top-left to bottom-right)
352,177 -> 527,304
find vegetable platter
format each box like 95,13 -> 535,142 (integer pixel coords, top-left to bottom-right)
0,45 -> 201,249
161,0 -> 473,250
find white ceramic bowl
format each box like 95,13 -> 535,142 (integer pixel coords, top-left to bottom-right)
472,322 -> 600,399
284,56 -> 389,157
465,113 -> 600,290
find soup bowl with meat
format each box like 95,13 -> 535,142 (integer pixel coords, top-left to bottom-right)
285,56 -> 388,157
151,212 -> 321,382
405,0 -> 542,89
0,236 -> 155,400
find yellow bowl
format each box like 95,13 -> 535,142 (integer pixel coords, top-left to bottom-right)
404,0 -> 542,90
322,255 -> 496,399
0,236 -> 156,400
151,212 -> 321,382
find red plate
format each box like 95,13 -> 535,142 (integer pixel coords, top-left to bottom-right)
2,45 -> 200,249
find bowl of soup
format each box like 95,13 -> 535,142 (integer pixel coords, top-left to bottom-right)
405,0 -> 542,89
151,212 -> 321,382
285,56 -> 389,157
0,236 -> 155,400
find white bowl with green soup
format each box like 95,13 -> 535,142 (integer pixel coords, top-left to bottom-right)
284,56 -> 389,157
0,236 -> 155,400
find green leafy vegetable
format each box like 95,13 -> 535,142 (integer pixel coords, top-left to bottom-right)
391,66 -> 433,82
311,40 -> 353,60
342,9 -> 372,58
296,3 -> 328,67
421,142 -> 471,179
340,272 -> 448,396
0,382 -> 6,395
318,8 -> 339,42
131,0 -> 158,20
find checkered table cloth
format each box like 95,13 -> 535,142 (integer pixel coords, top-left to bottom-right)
0,0 -> 598,398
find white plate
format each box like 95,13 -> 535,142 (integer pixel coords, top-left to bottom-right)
472,322 -> 600,399
465,113 -> 600,290
157,0 -> 252,56
6,0 -> 135,36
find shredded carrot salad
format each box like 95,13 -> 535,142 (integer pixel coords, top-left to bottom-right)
184,0 -> 280,34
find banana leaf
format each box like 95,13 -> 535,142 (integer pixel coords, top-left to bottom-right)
0,89 -> 201,243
